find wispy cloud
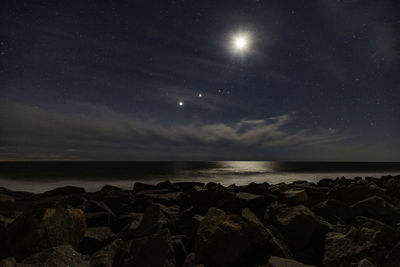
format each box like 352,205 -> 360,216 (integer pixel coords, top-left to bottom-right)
0,100 -> 354,160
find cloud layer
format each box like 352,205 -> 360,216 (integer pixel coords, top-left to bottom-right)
0,100 -> 356,161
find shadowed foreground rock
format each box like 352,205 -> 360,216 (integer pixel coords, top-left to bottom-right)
0,174 -> 400,266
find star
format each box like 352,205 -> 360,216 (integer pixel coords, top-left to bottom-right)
198,93 -> 203,98
178,101 -> 184,106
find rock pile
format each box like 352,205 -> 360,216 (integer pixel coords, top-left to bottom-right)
0,175 -> 400,266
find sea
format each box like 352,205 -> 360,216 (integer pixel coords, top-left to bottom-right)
0,161 -> 399,193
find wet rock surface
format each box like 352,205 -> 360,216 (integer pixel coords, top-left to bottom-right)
0,175 -> 399,266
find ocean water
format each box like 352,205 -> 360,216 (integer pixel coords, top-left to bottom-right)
0,161 -> 399,193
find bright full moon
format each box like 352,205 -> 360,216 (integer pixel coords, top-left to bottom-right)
234,36 -> 247,50
231,32 -> 251,53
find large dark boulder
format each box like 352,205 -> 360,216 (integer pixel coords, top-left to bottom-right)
195,207 -> 276,267
265,203 -> 330,264
312,199 -> 353,224
328,184 -> 388,205
117,213 -> 143,240
132,203 -> 169,238
129,228 -> 176,267
236,192 -> 272,219
100,190 -> 136,216
262,256 -> 315,266
40,186 -> 85,198
137,190 -> 182,206
22,245 -> 89,267
323,230 -> 385,266
78,227 -> 116,255
90,238 -> 123,267
7,208 -> 86,260
384,242 -> 400,267
133,182 -> 156,193
350,196 -> 400,227
183,186 -> 242,214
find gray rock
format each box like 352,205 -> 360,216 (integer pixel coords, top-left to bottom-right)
90,238 -> 123,267
40,186 -> 85,198
195,207 -> 274,267
133,203 -> 169,238
7,208 -> 86,260
262,256 -> 315,266
312,199 -> 353,224
117,213 -> 143,240
22,245 -> 89,267
0,257 -> 16,267
350,196 -> 400,227
130,228 -> 176,267
78,227 -> 116,255
328,184 -> 388,205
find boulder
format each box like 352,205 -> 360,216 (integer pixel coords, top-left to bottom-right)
262,256 -> 315,266
0,257 -> 16,267
312,199 -> 353,224
117,213 -> 143,240
7,208 -> 86,260
113,212 -> 143,233
85,212 -> 114,228
352,258 -> 378,267
40,186 -> 85,198
354,216 -> 399,249
180,207 -> 204,252
265,203 -> 330,264
0,187 -> 34,201
350,196 -> 400,227
100,185 -> 121,193
22,245 -> 89,267
328,184 -> 388,205
195,207 -> 275,267
323,231 -> 384,266
133,203 -> 169,238
100,190 -> 136,216
90,238 -> 123,267
173,182 -> 205,191
236,192 -> 271,219
78,227 -> 116,255
172,235 -> 187,267
156,181 -> 179,191
281,189 -> 309,205
384,242 -> 400,267
133,182 -> 156,193
137,191 -> 182,206
129,228 -> 176,267
184,186 -> 242,214
242,207 -> 263,226
241,182 -> 270,195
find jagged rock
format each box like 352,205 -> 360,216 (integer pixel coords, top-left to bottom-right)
242,207 -> 263,226
129,228 -> 176,267
317,178 -> 336,188
85,212 -> 114,228
133,203 -> 169,238
236,192 -> 271,219
183,252 -> 197,267
184,186 -> 242,214
328,184 -> 388,205
100,185 -> 121,193
384,242 -> 400,267
312,199 -> 353,224
117,213 -> 143,240
0,188 -> 34,201
281,189 -> 310,205
180,207 -> 204,252
22,245 -> 89,267
100,190 -> 136,216
354,216 -> 399,249
7,208 -> 86,260
323,231 -> 384,266
350,196 -> 400,227
352,258 -> 378,267
172,235 -> 187,267
113,212 -> 143,233
173,182 -> 205,191
0,257 -> 16,267
262,256 -> 315,266
78,227 -> 116,255
241,182 -> 270,195
195,207 -> 275,267
133,183 -> 156,193
90,238 -> 123,267
156,181 -> 179,191
137,191 -> 182,206
265,203 -> 330,264
40,186 -> 85,198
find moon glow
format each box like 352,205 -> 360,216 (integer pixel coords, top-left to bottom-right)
231,32 -> 251,53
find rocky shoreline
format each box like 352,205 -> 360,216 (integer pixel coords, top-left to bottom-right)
1,175 -> 400,267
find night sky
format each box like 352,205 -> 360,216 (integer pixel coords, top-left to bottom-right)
1,0 -> 399,161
